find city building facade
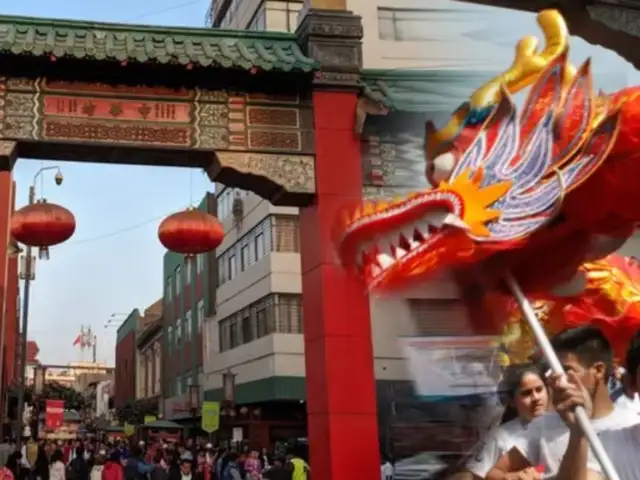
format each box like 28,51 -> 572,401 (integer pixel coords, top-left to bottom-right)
161,193 -> 217,429
114,311 -> 139,408
203,186 -> 305,446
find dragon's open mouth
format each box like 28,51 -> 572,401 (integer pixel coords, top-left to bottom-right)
337,191 -> 472,290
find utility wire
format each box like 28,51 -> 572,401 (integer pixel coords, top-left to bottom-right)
61,213 -> 170,246
129,0 -> 205,22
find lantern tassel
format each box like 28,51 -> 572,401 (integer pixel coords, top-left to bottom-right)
38,247 -> 49,260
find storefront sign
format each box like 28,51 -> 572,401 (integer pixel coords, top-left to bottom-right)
44,400 -> 64,430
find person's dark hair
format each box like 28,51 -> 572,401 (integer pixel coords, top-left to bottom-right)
7,451 -> 21,475
625,330 -> 640,380
550,326 -> 613,376
131,446 -> 143,458
497,362 -> 545,423
75,446 -> 85,457
50,449 -> 64,464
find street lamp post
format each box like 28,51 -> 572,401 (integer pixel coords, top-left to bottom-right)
189,384 -> 201,440
15,166 -> 63,449
32,365 -> 46,440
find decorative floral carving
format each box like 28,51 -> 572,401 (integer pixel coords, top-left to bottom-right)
198,104 -> 229,126
215,152 -> 315,193
196,127 -> 229,149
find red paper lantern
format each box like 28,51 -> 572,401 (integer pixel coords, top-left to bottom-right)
158,209 -> 224,255
11,201 -> 76,256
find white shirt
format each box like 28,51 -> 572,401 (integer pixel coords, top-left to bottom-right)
381,462 -> 394,480
50,461 -> 66,480
616,393 -> 640,415
514,407 -> 639,478
588,424 -> 640,480
467,418 -> 527,478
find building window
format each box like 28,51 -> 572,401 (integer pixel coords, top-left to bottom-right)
408,299 -> 468,335
167,326 -> 173,348
228,254 -> 237,281
229,319 -> 239,349
377,8 -> 433,42
240,243 -> 249,270
275,294 -> 303,333
218,294 -> 303,352
256,307 -> 268,338
241,311 -> 254,344
255,232 -> 265,260
185,257 -> 192,285
175,265 -> 182,293
175,377 -> 181,396
272,215 -> 300,252
197,300 -> 204,333
166,277 -> 173,301
217,217 -> 272,287
246,1 -> 302,32
175,318 -> 182,344
185,310 -> 192,340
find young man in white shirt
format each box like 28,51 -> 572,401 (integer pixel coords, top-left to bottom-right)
553,331 -> 640,480
486,326 -> 640,480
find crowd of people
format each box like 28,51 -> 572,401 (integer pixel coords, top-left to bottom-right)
442,325 -> 640,480
0,436 -> 310,480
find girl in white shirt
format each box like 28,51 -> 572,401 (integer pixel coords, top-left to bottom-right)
467,363 -> 549,479
49,450 -> 66,480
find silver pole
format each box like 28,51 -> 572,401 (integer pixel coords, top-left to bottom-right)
505,273 -> 620,480
15,184 -> 35,450
16,167 -> 61,449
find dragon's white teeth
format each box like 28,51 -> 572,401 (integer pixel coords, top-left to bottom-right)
442,214 -> 469,230
392,245 -> 408,259
370,265 -> 382,277
376,253 -> 394,269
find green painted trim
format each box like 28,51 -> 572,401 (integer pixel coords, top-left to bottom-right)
0,15 -> 318,72
116,309 -> 140,344
360,68 -> 498,113
204,376 -> 306,404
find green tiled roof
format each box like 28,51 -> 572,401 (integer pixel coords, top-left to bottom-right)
361,69 -> 499,113
0,15 -> 319,72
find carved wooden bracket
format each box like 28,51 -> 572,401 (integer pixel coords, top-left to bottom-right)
355,97 -> 390,133
0,140 -> 17,171
206,151 -> 316,206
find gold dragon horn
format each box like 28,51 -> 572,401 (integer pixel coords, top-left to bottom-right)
427,9 -> 576,157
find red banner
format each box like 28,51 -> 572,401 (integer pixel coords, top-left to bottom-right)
45,400 -> 64,430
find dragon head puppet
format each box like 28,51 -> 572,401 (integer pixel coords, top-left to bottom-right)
337,9 -> 640,297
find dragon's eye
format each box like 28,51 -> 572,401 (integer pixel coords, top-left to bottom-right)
431,151 -> 456,184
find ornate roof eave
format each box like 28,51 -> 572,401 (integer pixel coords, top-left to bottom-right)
0,14 -> 320,73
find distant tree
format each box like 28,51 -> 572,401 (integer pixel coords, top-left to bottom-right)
116,401 -> 158,425
25,381 -> 87,411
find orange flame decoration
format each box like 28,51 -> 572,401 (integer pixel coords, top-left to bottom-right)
501,254 -> 640,365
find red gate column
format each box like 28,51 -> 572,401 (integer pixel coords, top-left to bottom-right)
297,11 -> 380,480
0,141 -> 17,432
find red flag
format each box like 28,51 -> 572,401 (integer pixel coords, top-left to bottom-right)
72,334 -> 81,346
